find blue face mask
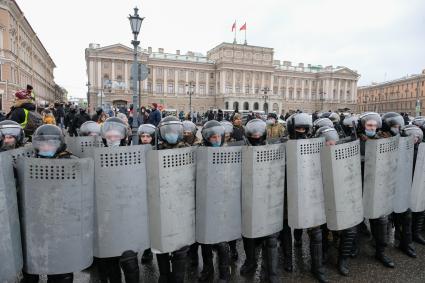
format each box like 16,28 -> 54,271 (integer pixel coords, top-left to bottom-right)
164,133 -> 179,144
211,141 -> 221,147
365,129 -> 376,137
38,151 -> 55,158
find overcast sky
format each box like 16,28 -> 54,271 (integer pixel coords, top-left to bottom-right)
17,0 -> 425,98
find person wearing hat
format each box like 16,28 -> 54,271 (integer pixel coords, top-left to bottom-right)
148,103 -> 162,127
266,113 -> 284,139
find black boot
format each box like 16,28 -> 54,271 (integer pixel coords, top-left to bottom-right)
294,229 -> 303,247
199,244 -> 214,281
97,257 -> 121,283
22,272 -> 40,283
171,246 -> 188,283
400,211 -> 416,258
120,250 -> 140,283
338,227 -> 356,276
156,253 -> 171,283
47,273 -> 74,283
321,224 -> 329,263
217,242 -> 231,283
188,243 -> 199,267
412,211 -> 425,245
281,221 -> 293,272
308,228 -> 328,283
263,236 -> 279,283
229,240 -> 238,262
240,237 -> 257,275
370,217 -> 395,268
141,248 -> 153,264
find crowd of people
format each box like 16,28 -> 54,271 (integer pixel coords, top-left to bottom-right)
2,87 -> 425,283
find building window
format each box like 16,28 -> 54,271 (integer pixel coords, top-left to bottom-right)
255,87 -> 259,94
178,84 -> 185,94
225,84 -> 232,94
209,86 -> 215,95
289,89 -> 293,100
199,84 -> 205,95
168,83 -> 174,94
235,85 -> 241,93
157,68 -> 162,77
156,83 -> 163,93
210,73 -> 214,79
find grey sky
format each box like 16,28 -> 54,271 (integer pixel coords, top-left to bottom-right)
18,0 -> 425,98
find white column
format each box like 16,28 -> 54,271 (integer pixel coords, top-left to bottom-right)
152,66 -> 156,94
221,70 -> 226,94
277,76 -> 282,98
173,69 -> 178,95
124,61 -> 128,90
308,80 -> 312,101
195,71 -> 199,94
251,72 -> 255,94
261,72 -> 265,90
330,79 -> 334,101
111,60 -> 115,81
185,70 -> 189,85
242,71 -> 246,94
344,80 -> 348,101
89,60 -> 94,86
294,78 -> 298,100
351,80 -> 355,103
206,72 -> 209,95
163,69 -> 167,95
301,79 -> 305,100
232,70 -> 236,94
97,61 -> 101,89
270,74 -> 274,94
337,79 -> 341,102
285,77 -> 289,100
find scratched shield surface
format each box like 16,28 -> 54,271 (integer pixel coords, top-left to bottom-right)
93,145 -> 151,258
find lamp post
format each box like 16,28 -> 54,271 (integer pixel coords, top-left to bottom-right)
186,81 -> 195,118
128,7 -> 144,145
261,87 -> 270,114
86,82 -> 91,113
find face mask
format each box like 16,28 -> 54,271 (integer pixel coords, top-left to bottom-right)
164,133 -> 179,144
390,127 -> 399,135
38,151 -> 55,158
107,140 -> 121,147
365,129 -> 376,137
266,119 -> 274,126
211,141 -> 221,147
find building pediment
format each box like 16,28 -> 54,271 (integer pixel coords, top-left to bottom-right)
333,67 -> 360,77
95,44 -> 134,54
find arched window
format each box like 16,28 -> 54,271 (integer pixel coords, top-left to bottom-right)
243,101 -> 249,110
233,101 -> 239,111
253,102 -> 259,110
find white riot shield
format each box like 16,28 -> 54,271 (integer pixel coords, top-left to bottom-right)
394,136 -> 414,213
196,146 -> 242,244
242,143 -> 285,238
93,145 -> 150,258
65,136 -> 104,158
287,138 -> 326,229
363,136 -> 399,219
411,143 -> 425,212
0,152 -> 23,282
17,157 -> 94,274
321,140 -> 363,231
147,147 -> 196,253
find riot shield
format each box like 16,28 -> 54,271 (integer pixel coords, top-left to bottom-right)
147,147 -> 196,253
65,136 -> 104,158
321,140 -> 363,231
0,152 -> 23,282
411,143 -> 425,212
363,136 -> 399,219
394,136 -> 414,213
242,143 -> 285,238
287,138 -> 326,229
196,146 -> 242,244
93,145 -> 151,258
17,157 -> 94,274
8,145 -> 35,164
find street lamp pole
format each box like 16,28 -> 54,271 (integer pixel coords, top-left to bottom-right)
128,7 -> 144,145
261,87 -> 270,114
86,82 -> 91,113
186,82 -> 195,117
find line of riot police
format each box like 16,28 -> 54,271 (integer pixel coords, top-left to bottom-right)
1,110 -> 425,283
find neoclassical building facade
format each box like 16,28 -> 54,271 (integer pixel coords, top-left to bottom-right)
85,42 -> 360,115
0,0 -> 62,111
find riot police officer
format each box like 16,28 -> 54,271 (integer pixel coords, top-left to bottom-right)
402,125 -> 425,246
341,115 -> 358,140
79,121 -> 101,136
0,120 -> 25,151
96,117 -> 140,283
380,112 -> 417,258
197,120 -> 232,282
156,116 -> 190,283
312,118 -> 334,136
240,118 -> 280,283
286,113 -> 328,283
221,120 -> 235,143
321,112 -> 345,137
315,125 -> 358,276
22,124 -> 75,283
358,112 -> 395,268
137,123 -> 156,146
182,120 -> 201,145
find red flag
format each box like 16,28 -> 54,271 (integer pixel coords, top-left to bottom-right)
231,21 -> 236,32
240,23 -> 246,31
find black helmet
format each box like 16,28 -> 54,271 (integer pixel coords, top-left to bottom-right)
96,107 -> 103,114
201,120 -> 225,147
137,124 -> 156,145
381,112 -> 404,135
315,126 -> 339,143
286,113 -> 312,139
0,120 -> 25,149
267,112 -> 278,120
32,124 -> 66,157
101,117 -> 128,147
313,118 -> 334,133
79,121 -> 101,136
402,124 -> 423,143
245,118 -> 267,145
158,116 -> 183,145
358,112 -> 382,132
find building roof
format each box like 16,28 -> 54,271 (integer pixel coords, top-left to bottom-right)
359,72 -> 425,89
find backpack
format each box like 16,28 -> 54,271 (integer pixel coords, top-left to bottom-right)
23,110 -> 43,137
